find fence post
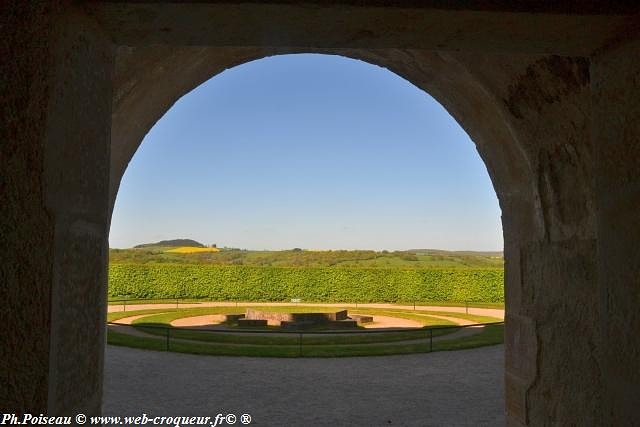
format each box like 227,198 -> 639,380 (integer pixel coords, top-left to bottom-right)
429,328 -> 433,352
465,301 -> 468,314
123,298 -> 126,312
176,298 -> 179,309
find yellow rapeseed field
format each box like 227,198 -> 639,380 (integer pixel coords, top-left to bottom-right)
164,246 -> 220,254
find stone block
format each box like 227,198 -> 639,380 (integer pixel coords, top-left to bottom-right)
350,315 -> 373,324
327,320 -> 358,329
280,321 -> 316,330
237,319 -> 267,327
224,314 -> 245,322
334,310 -> 348,320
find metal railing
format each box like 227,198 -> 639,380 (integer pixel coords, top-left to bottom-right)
107,320 -> 504,357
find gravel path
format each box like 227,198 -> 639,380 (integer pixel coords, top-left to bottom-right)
103,345 -> 504,426
108,302 -> 504,319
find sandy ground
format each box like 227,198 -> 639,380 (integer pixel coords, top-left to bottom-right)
103,344 -> 504,426
170,314 -> 226,327
108,302 -> 504,319
108,311 -> 485,347
112,312 -> 477,330
357,314 -> 422,329
165,313 -> 424,329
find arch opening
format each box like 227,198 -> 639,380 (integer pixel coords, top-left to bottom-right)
106,52 -> 509,423
110,53 -> 504,253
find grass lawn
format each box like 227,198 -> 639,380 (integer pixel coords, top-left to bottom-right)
107,324 -> 504,357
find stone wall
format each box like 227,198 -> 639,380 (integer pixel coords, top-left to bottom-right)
0,2 -> 58,412
42,7 -> 114,416
2,2 -> 639,423
1,3 -> 115,415
592,37 -> 640,426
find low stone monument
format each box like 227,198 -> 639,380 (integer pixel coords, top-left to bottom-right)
239,309 -> 366,330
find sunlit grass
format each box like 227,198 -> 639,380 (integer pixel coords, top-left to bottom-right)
106,324 -> 504,357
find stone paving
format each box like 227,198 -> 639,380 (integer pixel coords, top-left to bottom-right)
103,344 -> 504,426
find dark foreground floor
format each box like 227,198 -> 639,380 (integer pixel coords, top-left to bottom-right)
103,345 -> 504,426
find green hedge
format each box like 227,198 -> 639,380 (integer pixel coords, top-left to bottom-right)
108,264 -> 504,303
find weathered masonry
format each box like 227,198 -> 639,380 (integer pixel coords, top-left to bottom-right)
1,2 -> 638,425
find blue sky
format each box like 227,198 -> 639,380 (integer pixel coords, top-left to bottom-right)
109,54 -> 503,251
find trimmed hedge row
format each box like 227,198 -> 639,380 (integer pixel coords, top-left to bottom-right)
108,264 -> 504,303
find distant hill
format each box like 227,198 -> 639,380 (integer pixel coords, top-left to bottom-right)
110,246 -> 503,268
134,239 -> 204,249
410,249 -> 503,258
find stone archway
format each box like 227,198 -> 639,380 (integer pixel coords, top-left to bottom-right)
2,3 -> 638,425
110,46 -> 592,424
